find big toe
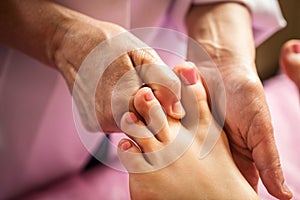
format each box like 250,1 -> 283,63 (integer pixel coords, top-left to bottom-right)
280,40 -> 300,88
173,62 -> 211,127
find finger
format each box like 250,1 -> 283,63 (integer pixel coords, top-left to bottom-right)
108,54 -> 143,131
247,107 -> 293,199
129,49 -> 185,119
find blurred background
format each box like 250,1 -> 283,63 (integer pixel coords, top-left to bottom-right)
256,0 -> 300,81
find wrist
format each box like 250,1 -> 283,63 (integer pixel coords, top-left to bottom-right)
190,40 -> 255,68
47,5 -> 86,69
0,0 -> 77,67
186,2 -> 256,70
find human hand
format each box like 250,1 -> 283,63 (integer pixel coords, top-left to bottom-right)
213,65 -> 294,198
52,16 -> 183,133
186,2 -> 292,199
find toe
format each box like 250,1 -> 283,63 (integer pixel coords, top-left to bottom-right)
120,112 -> 160,152
280,40 -> 300,88
133,87 -> 172,142
117,139 -> 152,173
173,62 -> 212,127
173,62 -> 222,156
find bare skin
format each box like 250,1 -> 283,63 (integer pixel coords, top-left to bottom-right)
0,1 -> 292,198
117,63 -> 259,200
280,39 -> 300,93
186,3 -> 292,199
0,0 -> 184,133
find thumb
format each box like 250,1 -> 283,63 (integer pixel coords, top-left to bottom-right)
248,104 -> 293,199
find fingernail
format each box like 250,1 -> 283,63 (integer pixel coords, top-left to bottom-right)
292,44 -> 300,54
145,89 -> 154,101
126,113 -> 138,124
120,140 -> 132,151
172,101 -> 185,116
282,183 -> 293,196
180,68 -> 198,85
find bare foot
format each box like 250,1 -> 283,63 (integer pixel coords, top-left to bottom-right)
117,63 -> 259,199
280,39 -> 300,92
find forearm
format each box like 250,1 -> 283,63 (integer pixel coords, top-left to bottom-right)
0,0 -> 78,67
186,2 -> 256,70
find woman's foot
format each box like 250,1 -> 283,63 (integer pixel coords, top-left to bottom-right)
280,39 -> 300,92
117,63 -> 259,200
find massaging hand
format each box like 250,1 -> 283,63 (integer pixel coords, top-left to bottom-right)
214,65 -> 284,192
54,18 -> 183,132
0,0 -> 183,131
186,2 -> 293,199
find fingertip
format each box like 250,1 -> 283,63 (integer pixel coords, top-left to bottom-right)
261,169 -> 293,200
282,183 -> 293,199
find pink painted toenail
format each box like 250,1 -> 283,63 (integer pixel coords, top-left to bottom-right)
126,113 -> 138,124
120,141 -> 132,151
145,89 -> 154,101
180,68 -> 198,85
292,43 -> 300,54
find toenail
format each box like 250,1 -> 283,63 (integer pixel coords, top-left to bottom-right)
292,43 -> 300,54
180,68 -> 198,85
145,89 -> 154,101
120,140 -> 132,151
126,113 -> 138,124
